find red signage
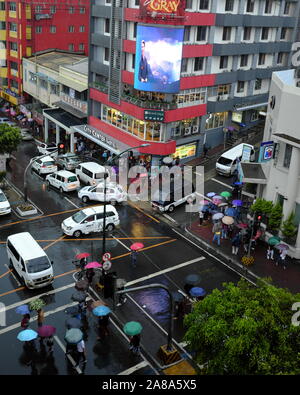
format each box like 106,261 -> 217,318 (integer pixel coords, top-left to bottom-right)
139,0 -> 186,17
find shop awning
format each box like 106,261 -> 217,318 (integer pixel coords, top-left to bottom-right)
53,101 -> 87,119
43,108 -> 86,130
235,102 -> 268,112
240,162 -> 268,184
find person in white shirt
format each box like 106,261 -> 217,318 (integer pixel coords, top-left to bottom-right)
74,339 -> 87,368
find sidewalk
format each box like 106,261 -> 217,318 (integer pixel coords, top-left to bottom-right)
187,220 -> 300,294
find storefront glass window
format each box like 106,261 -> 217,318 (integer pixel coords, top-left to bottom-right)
171,142 -> 197,159
283,144 -> 292,168
205,112 -> 228,130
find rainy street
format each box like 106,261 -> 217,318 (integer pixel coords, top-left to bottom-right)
0,141 -> 242,375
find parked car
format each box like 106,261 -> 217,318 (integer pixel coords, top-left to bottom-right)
75,162 -> 109,186
61,205 -> 120,238
20,128 -> 34,141
0,188 -> 11,215
0,117 -> 17,127
37,142 -> 58,156
31,156 -> 57,175
46,170 -> 80,193
78,182 -> 127,204
55,153 -> 82,171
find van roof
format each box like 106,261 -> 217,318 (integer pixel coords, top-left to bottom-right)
7,232 -> 47,260
219,143 -> 253,160
81,205 -> 117,216
81,162 -> 106,172
55,170 -> 77,177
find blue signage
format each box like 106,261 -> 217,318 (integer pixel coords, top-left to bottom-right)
258,141 -> 274,163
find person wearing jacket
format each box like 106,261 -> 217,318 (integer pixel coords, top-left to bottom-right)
231,232 -> 241,255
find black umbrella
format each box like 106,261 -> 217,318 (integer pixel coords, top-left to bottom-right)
65,317 -> 82,329
75,280 -> 89,291
172,291 -> 184,303
185,274 -> 201,285
71,291 -> 87,303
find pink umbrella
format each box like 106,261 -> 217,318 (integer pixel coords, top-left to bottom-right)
130,243 -> 144,251
213,199 -> 223,205
75,252 -> 91,260
199,199 -> 210,205
37,325 -> 56,338
84,261 -> 102,269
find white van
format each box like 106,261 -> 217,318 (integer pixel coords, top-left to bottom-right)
216,143 -> 255,176
46,170 -> 80,192
61,205 -> 120,238
75,162 -> 109,186
7,232 -> 54,289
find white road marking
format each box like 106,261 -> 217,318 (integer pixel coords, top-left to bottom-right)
211,178 -> 233,190
112,235 -> 131,251
3,283 -> 75,312
126,257 -> 205,287
163,214 -> 177,223
4,264 -> 21,287
64,197 -> 79,209
118,361 -> 149,375
54,335 -> 82,374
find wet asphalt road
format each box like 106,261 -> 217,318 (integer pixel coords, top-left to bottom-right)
0,141 -> 242,375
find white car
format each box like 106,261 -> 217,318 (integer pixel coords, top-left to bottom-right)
0,117 -> 16,127
61,205 -> 120,238
32,156 -> 58,175
37,142 -> 58,156
46,170 -> 80,193
78,182 -> 127,204
0,189 -> 11,215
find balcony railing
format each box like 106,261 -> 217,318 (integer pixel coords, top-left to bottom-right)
60,93 -> 87,114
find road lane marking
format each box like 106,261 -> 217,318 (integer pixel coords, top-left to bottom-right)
4,264 -> 21,286
126,257 -> 205,286
128,202 -> 160,223
54,335 -> 82,375
43,235 -> 66,251
0,236 -> 172,244
0,269 -> 12,279
64,197 -> 80,208
163,214 -> 177,223
54,269 -> 77,279
211,178 -> 233,190
118,361 -> 149,375
0,286 -> 25,298
112,235 -> 131,252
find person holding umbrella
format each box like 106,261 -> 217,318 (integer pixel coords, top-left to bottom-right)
231,231 -> 242,255
129,334 -> 141,354
86,268 -> 95,285
93,306 -> 111,339
130,243 -> 144,267
267,245 -> 274,260
124,321 -> 143,355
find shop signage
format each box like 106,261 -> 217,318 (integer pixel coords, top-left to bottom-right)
144,110 -> 164,122
172,142 -> 197,159
232,112 -> 242,123
241,144 -> 252,162
258,141 -> 274,163
139,0 -> 186,17
83,125 -> 118,150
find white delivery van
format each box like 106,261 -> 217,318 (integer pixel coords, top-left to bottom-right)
216,143 -> 255,176
46,170 -> 80,192
61,205 -> 120,238
75,162 -> 109,186
7,232 -> 54,289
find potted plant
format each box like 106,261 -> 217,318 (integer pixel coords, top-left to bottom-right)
16,203 -> 38,216
281,212 -> 298,245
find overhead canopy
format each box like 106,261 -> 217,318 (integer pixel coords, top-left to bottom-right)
235,102 -> 268,112
53,101 -> 87,119
43,108 -> 86,130
240,162 -> 268,184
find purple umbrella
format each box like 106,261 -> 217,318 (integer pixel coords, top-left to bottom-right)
37,325 -> 56,338
206,192 -> 216,198
232,199 -> 243,207
213,195 -> 223,201
275,244 -> 289,250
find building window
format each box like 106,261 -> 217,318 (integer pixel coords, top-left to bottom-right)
196,26 -> 207,41
135,0 -> 139,5
261,27 -> 269,40
194,57 -> 204,71
277,52 -> 285,65
243,27 -> 251,41
237,81 -> 245,92
80,7 -> 86,13
222,27 -> 232,41
251,110 -> 259,121
50,84 -> 59,95
205,112 -> 227,130
105,19 -> 110,34
69,6 -> 75,13
131,53 -> 135,69
9,22 -> 17,32
104,47 -> 109,62
225,0 -> 234,12
50,26 -> 56,33
11,79 -> 18,89
199,0 -> 209,10
280,27 -> 287,40
264,0 -> 272,13
68,25 -> 75,33
68,43 -> 74,51
79,43 -> 85,51
186,0 -> 193,8
184,26 -> 191,42
35,5 -> 42,12
29,72 -> 37,84
35,26 -> 42,34
258,53 -> 265,65
246,0 -> 254,12
240,54 -> 248,67
284,2 -> 291,15
133,22 -> 137,38
254,78 -> 262,90
10,42 -> 17,51
181,58 -> 188,73
40,79 -> 48,90
9,2 -> 16,11
50,6 -> 56,13
220,56 -> 228,69
10,61 -> 18,71
283,144 -> 292,168
79,25 -> 85,33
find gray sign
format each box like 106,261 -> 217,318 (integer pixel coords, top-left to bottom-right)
83,125 -> 118,149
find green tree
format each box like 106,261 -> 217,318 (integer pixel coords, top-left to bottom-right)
250,198 -> 273,216
281,212 -> 298,241
183,279 -> 300,375
0,124 -> 21,155
268,203 -> 283,232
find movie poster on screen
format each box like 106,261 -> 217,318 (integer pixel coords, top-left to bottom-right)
139,0 -> 186,17
134,25 -> 184,94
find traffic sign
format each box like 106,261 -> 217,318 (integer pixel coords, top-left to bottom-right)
102,252 -> 111,261
102,261 -> 112,271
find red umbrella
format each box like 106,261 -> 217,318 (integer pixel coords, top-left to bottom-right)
37,325 -> 56,338
236,223 -> 248,229
130,243 -> 144,251
84,261 -> 102,269
75,252 -> 91,260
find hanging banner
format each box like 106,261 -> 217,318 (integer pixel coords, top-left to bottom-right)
139,0 -> 186,18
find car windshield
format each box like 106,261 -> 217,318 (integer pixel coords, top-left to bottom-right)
44,161 -> 55,166
72,211 -> 87,223
0,192 -> 7,202
68,176 -> 78,183
217,157 -> 232,166
66,157 -> 79,163
26,256 -> 51,274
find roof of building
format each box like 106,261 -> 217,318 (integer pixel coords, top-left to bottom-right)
273,133 -> 300,146
64,59 -> 89,76
28,51 -> 86,72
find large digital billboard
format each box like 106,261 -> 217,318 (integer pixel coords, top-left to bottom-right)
134,25 -> 184,94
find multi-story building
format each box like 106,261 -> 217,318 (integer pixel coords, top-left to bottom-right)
0,0 -> 89,107
74,0 -> 299,164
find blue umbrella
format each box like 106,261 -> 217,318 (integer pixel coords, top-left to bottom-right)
206,192 -> 216,198
232,199 -> 243,207
15,305 -> 30,315
225,207 -> 237,217
212,212 -> 224,221
234,181 -> 243,186
201,206 -> 209,212
92,305 -> 111,317
64,328 -> 83,344
185,274 -> 201,285
189,287 -> 206,297
17,329 -> 38,342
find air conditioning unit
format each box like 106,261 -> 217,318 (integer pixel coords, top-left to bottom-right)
294,68 -> 300,79
192,126 -> 199,134
184,127 -> 191,135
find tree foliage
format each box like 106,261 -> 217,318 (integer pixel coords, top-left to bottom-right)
281,212 -> 298,240
268,203 -> 283,232
0,124 -> 21,155
183,279 -> 300,375
250,198 -> 273,216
